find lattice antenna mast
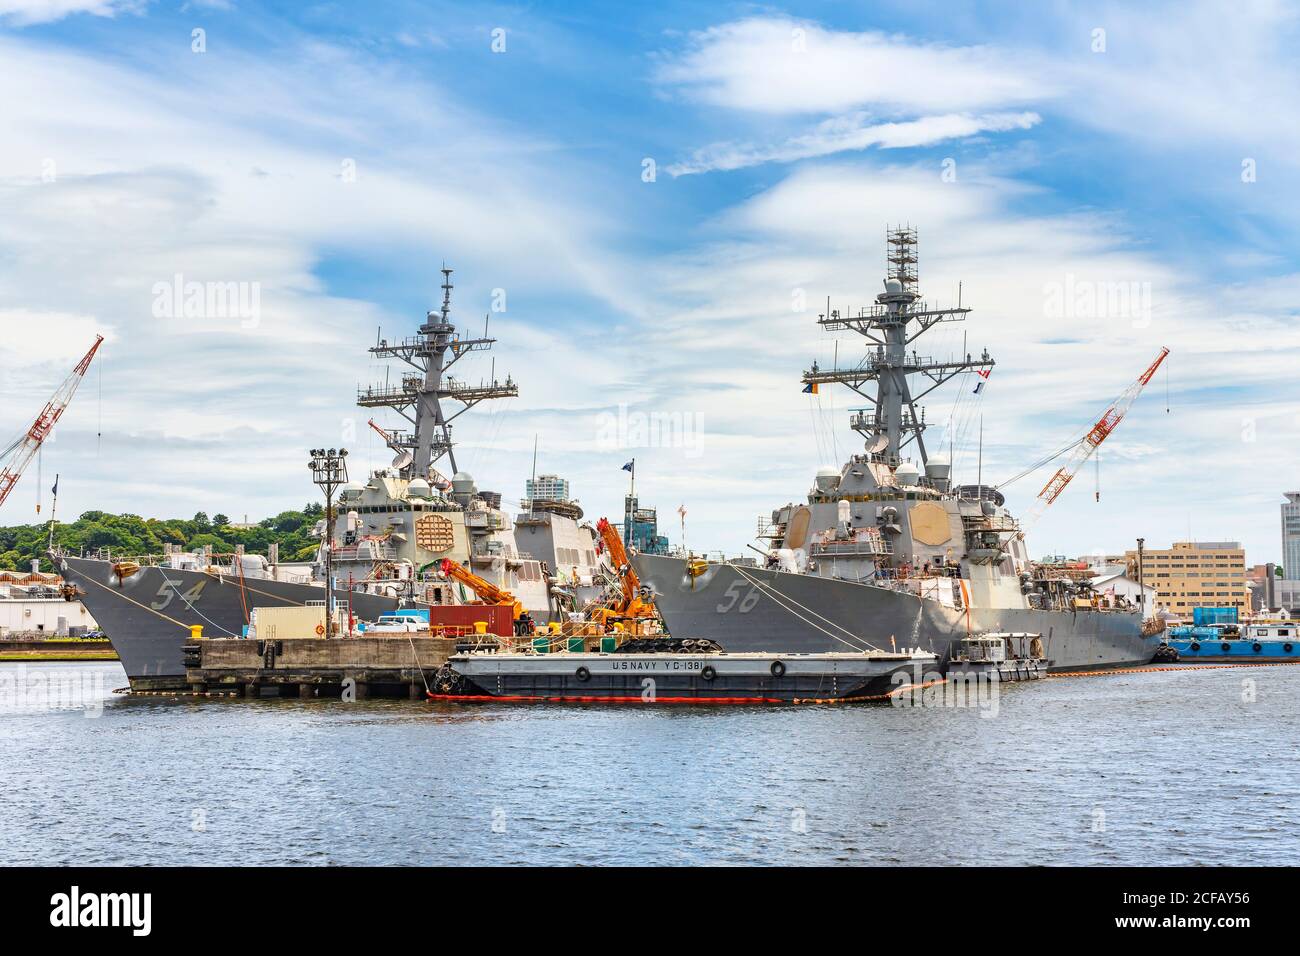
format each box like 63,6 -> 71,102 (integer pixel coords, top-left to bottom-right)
802,228 -> 993,466
356,265 -> 518,478
0,335 -> 103,512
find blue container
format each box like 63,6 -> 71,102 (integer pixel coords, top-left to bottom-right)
1193,606 -> 1238,626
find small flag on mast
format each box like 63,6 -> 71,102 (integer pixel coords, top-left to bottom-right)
802,382 -> 818,394
621,460 -> 634,473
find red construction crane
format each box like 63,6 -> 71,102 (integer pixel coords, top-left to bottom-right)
1025,346 -> 1169,524
0,335 -> 104,513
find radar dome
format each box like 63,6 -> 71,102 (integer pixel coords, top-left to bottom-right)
894,460 -> 920,486
814,465 -> 841,493
924,456 -> 951,480
339,481 -> 365,499
884,277 -> 904,294
406,478 -> 431,498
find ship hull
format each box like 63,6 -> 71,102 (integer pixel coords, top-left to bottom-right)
633,554 -> 1159,672
56,555 -> 402,689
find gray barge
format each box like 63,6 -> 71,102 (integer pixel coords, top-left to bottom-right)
431,648 -> 938,704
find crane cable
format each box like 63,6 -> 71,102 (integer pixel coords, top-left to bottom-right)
731,564 -> 886,653
994,433 -> 1088,491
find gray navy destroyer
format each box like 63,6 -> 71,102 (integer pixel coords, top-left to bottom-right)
633,229 -> 1162,671
56,268 -> 609,689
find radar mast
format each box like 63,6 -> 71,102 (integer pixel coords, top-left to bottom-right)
357,266 -> 518,477
802,228 -> 994,466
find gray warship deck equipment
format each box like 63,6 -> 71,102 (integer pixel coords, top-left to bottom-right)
633,229 -> 1160,672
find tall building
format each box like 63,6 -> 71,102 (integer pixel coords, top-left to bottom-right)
1283,492 -> 1300,580
1246,563 -> 1279,613
1124,541 -> 1249,618
524,474 -> 570,503
619,495 -> 670,554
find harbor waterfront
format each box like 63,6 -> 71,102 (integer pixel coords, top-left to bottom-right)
3,660 -> 1298,867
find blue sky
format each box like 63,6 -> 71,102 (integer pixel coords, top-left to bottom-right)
2,0 -> 1298,565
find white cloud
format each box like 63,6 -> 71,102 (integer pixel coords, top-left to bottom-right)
656,17 -> 1051,115
0,0 -> 144,26
0,33 -> 643,523
655,17 -> 1052,175
612,159 -> 1300,561
667,111 -> 1041,176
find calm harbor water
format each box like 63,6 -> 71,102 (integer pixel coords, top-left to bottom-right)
2,660 -> 1297,866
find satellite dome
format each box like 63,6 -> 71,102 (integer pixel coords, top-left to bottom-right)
339,481 -> 365,498
894,460 -> 920,485
884,277 -> 904,294
406,478 -> 431,498
816,466 -> 840,478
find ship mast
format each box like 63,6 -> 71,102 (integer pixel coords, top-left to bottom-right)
802,228 -> 993,467
356,266 -> 517,478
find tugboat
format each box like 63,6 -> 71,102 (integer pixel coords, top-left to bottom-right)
944,633 -> 1050,682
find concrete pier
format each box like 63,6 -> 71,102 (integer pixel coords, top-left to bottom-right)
182,636 -> 458,700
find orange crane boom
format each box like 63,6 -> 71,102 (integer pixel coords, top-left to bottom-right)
439,558 -> 525,621
0,335 -> 103,513
594,517 -> 656,621
1030,346 -> 1169,516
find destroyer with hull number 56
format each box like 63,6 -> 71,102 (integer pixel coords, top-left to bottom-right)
635,229 -> 1164,672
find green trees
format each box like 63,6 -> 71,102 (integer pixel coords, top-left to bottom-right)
0,507 -> 322,572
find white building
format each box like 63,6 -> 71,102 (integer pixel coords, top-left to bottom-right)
524,474 -> 570,503
1090,566 -> 1158,609
0,580 -> 97,636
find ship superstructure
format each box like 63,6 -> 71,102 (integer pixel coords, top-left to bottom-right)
633,231 -> 1160,671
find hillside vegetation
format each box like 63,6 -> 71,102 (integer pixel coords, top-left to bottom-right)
0,507 -> 324,572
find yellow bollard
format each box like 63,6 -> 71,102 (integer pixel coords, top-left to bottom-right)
190,624 -> 204,640
474,621 -> 488,635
